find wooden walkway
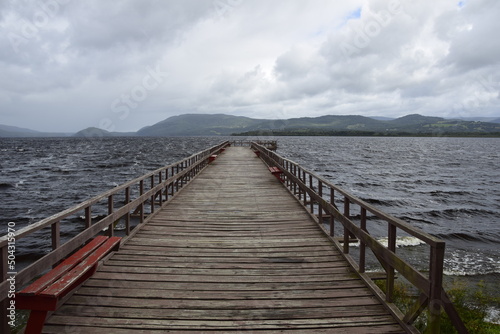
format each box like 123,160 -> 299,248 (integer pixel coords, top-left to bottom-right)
41,147 -> 406,333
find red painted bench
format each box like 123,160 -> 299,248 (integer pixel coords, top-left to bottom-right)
269,166 -> 284,182
16,236 -> 121,334
209,154 -> 218,163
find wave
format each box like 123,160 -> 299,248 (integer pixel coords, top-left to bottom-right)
359,197 -> 412,207
434,232 -> 500,244
400,215 -> 436,225
350,236 -> 426,248
427,208 -> 498,219
0,182 -> 15,190
444,249 -> 500,276
429,190 -> 474,197
377,236 -> 426,248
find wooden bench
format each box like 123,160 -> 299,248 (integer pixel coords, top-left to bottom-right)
209,154 -> 218,163
16,236 -> 121,334
269,166 -> 284,182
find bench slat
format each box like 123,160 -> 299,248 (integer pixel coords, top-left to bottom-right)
39,236 -> 121,299
18,236 -> 109,296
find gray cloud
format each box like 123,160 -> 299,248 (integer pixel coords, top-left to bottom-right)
0,0 -> 498,132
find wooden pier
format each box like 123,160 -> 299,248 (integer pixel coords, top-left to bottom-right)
1,141 -> 467,333
41,146 -> 405,333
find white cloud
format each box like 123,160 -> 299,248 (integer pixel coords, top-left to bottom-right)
0,0 -> 498,132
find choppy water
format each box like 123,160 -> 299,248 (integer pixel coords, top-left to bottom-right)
274,136 -> 500,322
0,137 -> 223,262
276,137 -> 500,278
1,136 -> 499,315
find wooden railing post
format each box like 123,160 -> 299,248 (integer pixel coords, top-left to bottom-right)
175,165 -> 179,193
343,198 -> 350,254
170,167 -> 175,196
387,224 -> 397,302
284,161 -> 288,186
302,170 -> 307,207
359,207 -> 367,273
125,187 -> 131,235
429,243 -> 445,332
165,172 -> 169,202
85,206 -> 92,228
309,174 -> 314,214
293,165 -> 298,198
158,172 -> 163,206
139,180 -> 145,224
318,180 -> 323,222
330,188 -> 335,237
107,195 -> 114,237
51,221 -> 60,251
150,175 -> 155,214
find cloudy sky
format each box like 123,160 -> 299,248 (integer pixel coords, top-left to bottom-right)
1,0 -> 499,132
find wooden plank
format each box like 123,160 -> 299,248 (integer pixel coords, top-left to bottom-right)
112,247 -> 341,257
119,243 -> 337,253
103,260 -> 347,269
96,265 -> 350,276
90,271 -> 357,283
45,314 -> 401,330
42,324 -> 406,334
63,295 -> 383,310
84,279 -> 366,291
55,304 -> 390,319
72,286 -> 374,299
106,254 -> 343,264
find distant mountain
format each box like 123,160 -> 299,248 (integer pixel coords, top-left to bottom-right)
0,124 -> 69,137
137,114 -> 266,136
232,114 -> 500,137
369,116 -> 395,121
0,124 -> 41,135
136,113 -> 499,137
136,114 -> 389,136
73,127 -> 136,138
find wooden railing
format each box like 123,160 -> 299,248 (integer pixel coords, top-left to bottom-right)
0,140 -> 229,333
252,142 -> 467,334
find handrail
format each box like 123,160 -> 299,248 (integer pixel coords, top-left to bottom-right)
251,142 -> 467,334
1,140 -> 230,332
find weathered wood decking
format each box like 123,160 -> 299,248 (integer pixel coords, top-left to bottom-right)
41,147 -> 406,333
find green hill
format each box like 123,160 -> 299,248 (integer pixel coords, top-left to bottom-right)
136,113 -> 500,137
73,127 -> 136,138
137,114 -> 266,136
0,124 -> 69,137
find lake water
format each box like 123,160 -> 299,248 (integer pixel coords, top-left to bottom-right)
1,136 -> 499,319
